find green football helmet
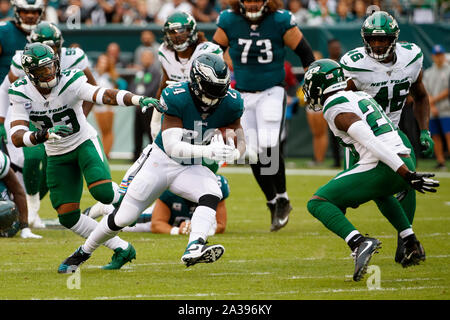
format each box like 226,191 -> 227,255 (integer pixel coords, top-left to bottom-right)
302,59 -> 347,111
21,42 -> 61,89
0,200 -> 19,238
361,11 -> 400,61
163,12 -> 198,52
190,53 -> 230,108
12,0 -> 45,33
29,22 -> 64,56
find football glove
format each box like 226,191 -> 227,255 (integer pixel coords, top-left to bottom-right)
139,97 -> 167,114
403,171 -> 439,194
47,125 -> 73,140
20,227 -> 42,239
419,130 -> 434,158
206,134 -> 240,162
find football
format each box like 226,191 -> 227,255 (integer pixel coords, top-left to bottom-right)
216,127 -> 238,146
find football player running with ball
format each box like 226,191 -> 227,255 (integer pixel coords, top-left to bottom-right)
59,53 -> 245,271
340,11 -> 433,263
212,0 -> 315,232
8,43 -> 165,272
303,59 -> 439,281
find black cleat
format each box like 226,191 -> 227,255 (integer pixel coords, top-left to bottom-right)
181,238 -> 225,267
401,237 -> 425,268
58,246 -> 91,274
352,237 -> 382,282
267,202 -> 276,231
271,198 -> 292,232
395,234 -> 405,264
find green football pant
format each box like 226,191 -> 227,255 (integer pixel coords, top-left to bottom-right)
343,130 -> 416,224
307,158 -> 414,240
46,137 -> 112,209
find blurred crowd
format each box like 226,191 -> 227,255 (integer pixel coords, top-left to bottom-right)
1,0 -> 449,24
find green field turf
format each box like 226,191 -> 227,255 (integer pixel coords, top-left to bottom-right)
1,159 -> 449,300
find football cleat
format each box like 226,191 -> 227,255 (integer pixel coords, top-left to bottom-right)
400,237 -> 425,268
102,244 -> 136,270
271,198 -> 292,232
58,246 -> 91,274
394,234 -> 405,264
82,202 -> 108,219
181,238 -> 224,267
351,237 -> 382,282
267,202 -> 276,231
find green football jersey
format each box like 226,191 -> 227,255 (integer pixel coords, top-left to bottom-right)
217,9 -> 297,91
160,174 -> 230,226
154,81 -> 244,165
0,21 -> 27,81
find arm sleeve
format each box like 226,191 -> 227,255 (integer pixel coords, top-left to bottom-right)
347,120 -> 404,172
150,109 -> 162,140
162,127 -> 210,160
76,81 -> 101,103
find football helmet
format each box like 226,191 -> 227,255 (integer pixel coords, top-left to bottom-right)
12,0 -> 45,33
29,22 -> 64,56
163,12 -> 198,52
190,53 -> 231,108
361,11 -> 400,62
21,43 -> 61,89
0,199 -> 19,238
239,0 -> 269,22
302,59 -> 347,111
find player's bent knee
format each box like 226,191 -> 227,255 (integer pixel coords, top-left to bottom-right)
89,181 -> 115,204
198,194 -> 221,211
58,209 -> 81,229
307,198 -> 324,218
113,200 -> 143,228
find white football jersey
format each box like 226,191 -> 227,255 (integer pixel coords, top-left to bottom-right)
340,42 -> 423,127
10,47 -> 90,78
8,69 -> 97,156
323,90 -> 409,165
158,41 -> 223,81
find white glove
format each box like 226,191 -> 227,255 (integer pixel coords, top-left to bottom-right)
180,220 -> 191,235
206,134 -> 240,162
47,132 -> 62,140
20,227 -> 43,239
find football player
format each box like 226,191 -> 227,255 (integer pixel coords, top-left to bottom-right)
84,174 -> 230,236
8,42 -> 166,272
150,11 -> 223,140
212,0 -> 315,231
303,59 -> 439,281
0,0 -> 45,144
59,53 -> 245,271
340,11 -> 433,263
0,149 -> 41,239
0,21 -> 98,229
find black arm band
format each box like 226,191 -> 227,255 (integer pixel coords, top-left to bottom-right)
33,128 -> 48,144
294,37 -> 315,69
212,39 -> 228,53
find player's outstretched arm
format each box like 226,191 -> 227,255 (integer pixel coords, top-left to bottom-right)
150,199 -> 179,234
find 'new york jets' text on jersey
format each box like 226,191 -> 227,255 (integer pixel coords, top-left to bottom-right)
323,90 -> 410,165
340,43 -> 423,127
158,41 -> 223,82
217,9 -> 297,92
8,69 -> 97,156
10,47 -> 90,78
154,82 -> 244,165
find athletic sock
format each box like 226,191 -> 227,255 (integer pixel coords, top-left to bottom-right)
122,222 -> 151,233
82,216 -> 120,254
188,206 -> 216,243
346,232 -> 365,252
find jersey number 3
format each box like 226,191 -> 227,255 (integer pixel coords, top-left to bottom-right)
238,39 -> 273,64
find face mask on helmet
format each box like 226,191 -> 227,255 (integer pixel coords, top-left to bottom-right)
190,60 -> 230,108
27,60 -> 59,89
303,81 -> 323,112
363,35 -> 397,61
239,0 -> 268,21
13,0 -> 45,33
166,27 -> 193,52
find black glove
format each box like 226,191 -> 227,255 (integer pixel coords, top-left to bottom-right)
404,171 -> 440,193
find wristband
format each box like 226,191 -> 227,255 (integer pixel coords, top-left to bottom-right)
22,131 -> 35,147
131,95 -> 143,106
95,87 -> 106,105
116,90 -> 131,106
170,227 -> 179,235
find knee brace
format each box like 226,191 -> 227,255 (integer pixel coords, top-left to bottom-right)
58,209 -> 81,229
198,194 -> 221,211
